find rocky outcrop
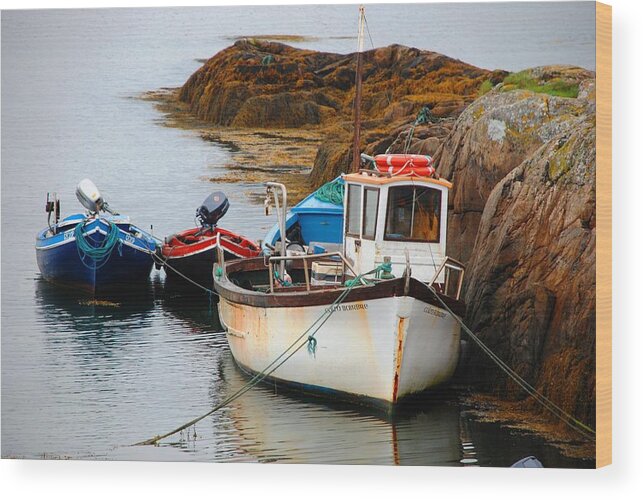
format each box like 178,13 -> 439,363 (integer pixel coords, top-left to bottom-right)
180,39 -> 505,130
434,67 -> 595,265
437,68 -> 597,428
463,113 -> 596,426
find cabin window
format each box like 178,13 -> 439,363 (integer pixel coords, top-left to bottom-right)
362,187 -> 379,240
346,184 -> 361,236
385,186 -> 441,242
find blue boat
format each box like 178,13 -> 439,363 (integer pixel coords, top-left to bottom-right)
262,177 -> 344,254
35,180 -> 158,295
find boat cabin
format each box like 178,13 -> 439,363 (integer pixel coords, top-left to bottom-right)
342,170 -> 452,285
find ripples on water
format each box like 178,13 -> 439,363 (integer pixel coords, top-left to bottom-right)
1,5 -> 595,466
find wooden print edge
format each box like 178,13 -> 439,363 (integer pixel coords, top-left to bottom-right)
595,0 -> 612,468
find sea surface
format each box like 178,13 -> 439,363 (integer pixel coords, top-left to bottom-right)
1,3 -> 595,465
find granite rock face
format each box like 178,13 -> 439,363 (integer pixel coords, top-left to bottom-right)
434,68 -> 595,265
447,74 -> 596,427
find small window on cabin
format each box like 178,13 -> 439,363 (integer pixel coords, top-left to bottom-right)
346,184 -> 361,236
362,188 -> 379,239
385,186 -> 441,242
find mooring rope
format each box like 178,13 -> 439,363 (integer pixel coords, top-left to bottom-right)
150,250 -> 217,296
133,272 -> 370,446
403,106 -> 432,154
421,282 -> 596,441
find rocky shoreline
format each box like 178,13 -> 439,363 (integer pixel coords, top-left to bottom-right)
145,40 -> 597,458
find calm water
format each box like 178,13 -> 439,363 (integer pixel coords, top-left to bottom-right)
1,4 -> 595,465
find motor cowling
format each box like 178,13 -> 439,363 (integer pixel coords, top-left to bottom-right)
76,179 -> 104,213
196,191 -> 229,227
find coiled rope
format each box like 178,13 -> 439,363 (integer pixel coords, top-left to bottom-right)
133,268 -> 373,447
313,179 -> 344,206
421,282 -> 596,441
75,219 -> 121,269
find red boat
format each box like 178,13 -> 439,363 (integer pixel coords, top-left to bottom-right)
160,192 -> 261,290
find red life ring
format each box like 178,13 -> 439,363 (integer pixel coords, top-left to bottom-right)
374,154 -> 435,177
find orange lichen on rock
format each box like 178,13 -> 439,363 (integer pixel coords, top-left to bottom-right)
175,40 -> 509,189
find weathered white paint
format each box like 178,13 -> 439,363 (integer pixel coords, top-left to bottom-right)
218,294 -> 461,404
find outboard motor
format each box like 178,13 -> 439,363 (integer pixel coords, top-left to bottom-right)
76,179 -> 116,214
76,178 -> 104,213
196,191 -> 229,228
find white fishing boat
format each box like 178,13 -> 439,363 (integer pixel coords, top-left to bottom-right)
211,6 -> 466,408
213,167 -> 465,407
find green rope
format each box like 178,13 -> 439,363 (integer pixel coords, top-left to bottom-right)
344,261 -> 394,287
307,336 -> 317,357
75,219 -> 121,269
261,54 -> 274,66
313,179 -> 344,206
274,269 -> 292,287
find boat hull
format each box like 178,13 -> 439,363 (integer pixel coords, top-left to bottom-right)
163,246 -> 244,290
36,217 -> 156,295
161,227 -> 260,290
217,287 -> 461,406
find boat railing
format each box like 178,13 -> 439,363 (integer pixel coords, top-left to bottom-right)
266,252 -> 363,293
428,256 -> 465,301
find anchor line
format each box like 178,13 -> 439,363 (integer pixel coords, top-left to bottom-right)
148,248 -> 218,296
421,282 -> 596,441
132,270 -> 377,447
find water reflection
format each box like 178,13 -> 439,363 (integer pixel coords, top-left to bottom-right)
35,278 -> 156,348
3,6 -> 597,464
31,275 -> 593,467
160,287 -> 225,335
153,355 -> 465,465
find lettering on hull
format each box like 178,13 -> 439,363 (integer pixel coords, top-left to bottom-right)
423,306 -> 446,318
324,303 -> 368,313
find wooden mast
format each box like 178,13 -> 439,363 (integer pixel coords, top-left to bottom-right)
351,5 -> 366,173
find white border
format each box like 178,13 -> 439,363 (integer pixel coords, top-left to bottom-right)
1,0 -> 641,498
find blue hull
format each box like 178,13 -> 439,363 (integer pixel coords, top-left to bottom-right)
36,215 -> 157,295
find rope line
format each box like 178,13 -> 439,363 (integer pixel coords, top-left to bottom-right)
422,282 -> 596,440
133,270 -> 372,446
403,106 -> 432,154
363,14 -> 392,108
150,250 -> 217,296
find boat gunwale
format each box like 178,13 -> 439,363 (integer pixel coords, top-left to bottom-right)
36,218 -> 157,252
162,226 -> 260,260
213,257 -> 465,315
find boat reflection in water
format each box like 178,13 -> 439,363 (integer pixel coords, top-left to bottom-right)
160,290 -> 226,339
34,277 -> 159,362
172,354 -> 467,465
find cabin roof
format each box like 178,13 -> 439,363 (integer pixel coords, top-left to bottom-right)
342,172 -> 453,189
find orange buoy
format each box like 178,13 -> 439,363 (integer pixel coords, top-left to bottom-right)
374,154 -> 435,177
